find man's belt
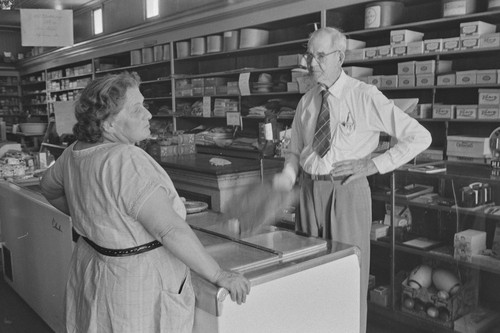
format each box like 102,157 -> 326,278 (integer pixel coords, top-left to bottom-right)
302,171 -> 347,181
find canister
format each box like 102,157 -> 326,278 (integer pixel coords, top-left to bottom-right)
130,50 -> 142,65
153,45 -> 163,62
239,28 -> 269,48
442,0 -> 477,17
207,35 -> 222,53
176,41 -> 190,58
223,30 -> 239,51
191,37 -> 206,56
364,1 -> 404,29
142,47 -> 153,64
163,44 -> 171,61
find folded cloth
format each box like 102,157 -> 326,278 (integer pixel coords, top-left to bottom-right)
209,157 -> 232,166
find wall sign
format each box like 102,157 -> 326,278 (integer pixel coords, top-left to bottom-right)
21,9 -> 74,47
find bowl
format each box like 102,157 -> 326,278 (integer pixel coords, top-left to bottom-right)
19,123 -> 48,135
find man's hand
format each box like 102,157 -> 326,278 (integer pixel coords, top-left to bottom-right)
330,158 -> 378,185
272,172 -> 295,192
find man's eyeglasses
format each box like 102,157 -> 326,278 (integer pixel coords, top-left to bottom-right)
303,50 -> 341,64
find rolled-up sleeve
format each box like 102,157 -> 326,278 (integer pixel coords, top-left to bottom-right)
369,89 -> 432,174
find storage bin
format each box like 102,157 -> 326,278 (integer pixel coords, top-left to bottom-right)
364,1 -> 404,29
207,35 -> 222,53
442,0 -> 477,17
142,47 -> 153,64
153,45 -> 163,62
191,37 -> 206,56
223,30 -> 239,51
239,28 -> 269,48
176,41 -> 190,58
130,50 -> 142,65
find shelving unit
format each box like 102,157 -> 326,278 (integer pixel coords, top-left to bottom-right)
12,0 -> 500,330
0,67 -> 22,131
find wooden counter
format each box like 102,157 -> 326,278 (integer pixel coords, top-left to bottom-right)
160,153 -> 283,212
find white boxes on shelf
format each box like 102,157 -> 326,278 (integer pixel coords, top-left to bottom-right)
346,38 -> 366,50
398,74 -> 415,87
239,28 -> 269,48
460,21 -> 496,36
343,66 -> 373,78
478,107 -> 500,119
478,89 -> 500,105
390,29 -> 424,45
398,61 -> 416,74
480,32 -> 500,48
415,60 -> 452,74
461,36 -> 480,50
423,38 -> 442,53
476,70 -> 498,84
454,229 -> 487,262
433,104 -> 455,118
455,105 -> 478,119
442,37 -> 461,52
447,136 -> 490,158
437,73 -> 456,86
456,70 -> 477,85
407,41 -> 424,55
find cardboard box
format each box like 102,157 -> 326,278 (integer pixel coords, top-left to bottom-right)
204,77 -> 228,87
416,74 -> 435,86
368,76 -> 382,87
191,78 -> 204,88
398,74 -> 415,88
398,61 -> 416,74
346,38 -> 366,50
461,36 -> 480,50
381,75 -> 398,88
392,45 -> 407,56
478,89 -> 500,105
287,82 -> 299,92
476,70 -> 497,84
442,37 -> 461,52
278,54 -> 303,67
437,73 -> 456,86
423,38 -> 442,53
377,45 -> 392,58
447,136 -> 490,157
478,107 -> 500,119
454,307 -> 500,333
343,66 -> 373,78
370,286 -> 390,307
390,29 -> 424,45
370,223 -> 389,240
415,60 -> 435,74
460,21 -> 497,36
433,104 -> 455,118
364,47 -> 378,59
455,105 -> 478,119
456,70 -> 477,85
454,229 -> 487,262
345,49 -> 365,61
480,32 -> 500,49
407,41 -> 424,55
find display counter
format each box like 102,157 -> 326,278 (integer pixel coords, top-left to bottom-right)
160,153 -> 283,212
187,211 -> 361,333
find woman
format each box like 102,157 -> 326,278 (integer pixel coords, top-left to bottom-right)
40,72 -> 250,332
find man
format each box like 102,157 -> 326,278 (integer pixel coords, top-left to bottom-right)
273,27 -> 431,333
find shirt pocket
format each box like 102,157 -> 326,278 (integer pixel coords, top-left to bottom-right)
333,120 -> 356,152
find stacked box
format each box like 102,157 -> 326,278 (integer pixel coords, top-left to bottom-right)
480,32 -> 500,48
227,81 -> 240,95
213,98 -> 238,117
455,105 -> 478,119
454,229 -> 487,262
478,89 -> 500,119
390,29 -> 424,45
343,66 -> 373,78
447,136 -> 490,159
278,54 -> 303,67
442,37 -> 460,52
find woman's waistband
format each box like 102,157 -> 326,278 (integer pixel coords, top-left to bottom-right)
80,234 -> 162,257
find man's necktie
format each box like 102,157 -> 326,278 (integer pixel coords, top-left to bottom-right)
312,89 -> 331,157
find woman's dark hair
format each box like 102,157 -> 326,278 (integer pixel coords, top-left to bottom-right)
73,71 -> 141,143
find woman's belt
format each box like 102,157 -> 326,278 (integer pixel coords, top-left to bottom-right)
302,171 -> 347,181
82,236 -> 162,257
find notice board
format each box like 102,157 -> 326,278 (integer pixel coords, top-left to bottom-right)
20,9 -> 73,47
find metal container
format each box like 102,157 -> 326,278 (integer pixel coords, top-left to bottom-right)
223,30 -> 239,51
176,41 -> 190,58
207,35 -> 222,53
153,45 -> 163,62
191,37 -> 206,56
130,49 -> 142,65
364,1 -> 404,29
142,47 -> 153,64
442,0 -> 476,17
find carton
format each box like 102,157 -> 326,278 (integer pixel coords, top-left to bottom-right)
416,74 -> 435,87
437,73 -> 456,86
456,70 -> 477,85
476,70 -> 497,85
454,229 -> 487,262
370,286 -> 390,307
478,107 -> 500,119
442,37 -> 461,52
423,38 -> 442,53
278,54 -> 303,67
407,41 -> 424,55
478,89 -> 500,105
364,47 -> 378,59
381,75 -> 398,88
343,66 -> 373,78
398,61 -> 416,74
390,29 -> 424,45
346,38 -> 366,50
446,136 -> 490,158
377,45 -> 392,58
480,32 -> 500,49
392,45 -> 407,56
455,105 -> 478,119
433,105 -> 455,119
460,21 -> 496,36
398,74 -> 415,88
460,36 -> 480,50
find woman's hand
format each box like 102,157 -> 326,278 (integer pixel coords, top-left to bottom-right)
214,269 -> 251,305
